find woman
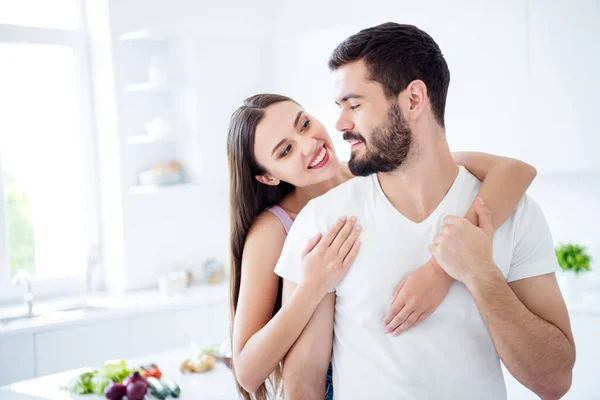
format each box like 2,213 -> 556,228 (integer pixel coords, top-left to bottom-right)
227,94 -> 537,400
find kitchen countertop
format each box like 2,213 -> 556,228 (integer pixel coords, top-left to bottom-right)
0,283 -> 228,338
0,347 -> 238,400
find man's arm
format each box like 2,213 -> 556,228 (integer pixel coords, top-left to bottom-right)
281,279 -> 335,399
467,270 -> 575,399
430,199 -> 575,399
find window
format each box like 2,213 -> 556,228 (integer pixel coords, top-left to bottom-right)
0,1 -> 99,302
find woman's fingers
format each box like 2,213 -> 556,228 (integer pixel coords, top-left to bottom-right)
301,232 -> 323,257
342,239 -> 361,270
329,216 -> 357,252
319,217 -> 348,249
337,223 -> 361,258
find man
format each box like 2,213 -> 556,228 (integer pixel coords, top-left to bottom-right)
274,23 -> 575,399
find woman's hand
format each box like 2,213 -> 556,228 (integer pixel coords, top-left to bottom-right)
383,258 -> 453,335
300,216 -> 361,297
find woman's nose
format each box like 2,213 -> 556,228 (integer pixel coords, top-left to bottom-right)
300,136 -> 318,156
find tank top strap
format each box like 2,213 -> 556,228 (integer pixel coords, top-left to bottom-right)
266,205 -> 294,234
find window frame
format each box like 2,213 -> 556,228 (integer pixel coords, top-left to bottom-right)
0,1 -> 101,304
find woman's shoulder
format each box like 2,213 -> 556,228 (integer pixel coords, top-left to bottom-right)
242,210 -> 289,272
247,210 -> 288,243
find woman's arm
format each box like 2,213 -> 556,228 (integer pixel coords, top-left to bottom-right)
454,151 -> 537,229
233,213 -> 359,393
383,152 -> 537,335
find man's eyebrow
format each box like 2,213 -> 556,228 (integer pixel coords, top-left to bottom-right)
335,93 -> 364,106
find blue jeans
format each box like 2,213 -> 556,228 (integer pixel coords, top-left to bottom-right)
325,363 -> 334,400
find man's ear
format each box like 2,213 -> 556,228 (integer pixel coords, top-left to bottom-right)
255,174 -> 281,186
405,79 -> 427,119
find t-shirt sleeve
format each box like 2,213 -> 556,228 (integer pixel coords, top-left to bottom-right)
274,201 -> 320,284
507,196 -> 561,283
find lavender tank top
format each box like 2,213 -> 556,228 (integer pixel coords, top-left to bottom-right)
266,205 -> 294,234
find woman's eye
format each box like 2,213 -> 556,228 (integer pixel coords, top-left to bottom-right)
301,118 -> 310,131
281,144 -> 292,157
350,104 -> 360,110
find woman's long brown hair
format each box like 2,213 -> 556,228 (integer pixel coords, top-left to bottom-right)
227,94 -> 297,400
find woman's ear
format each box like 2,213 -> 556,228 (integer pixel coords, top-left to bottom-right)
255,174 -> 281,186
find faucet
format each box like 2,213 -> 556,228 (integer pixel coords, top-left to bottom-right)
12,269 -> 34,316
86,244 -> 101,294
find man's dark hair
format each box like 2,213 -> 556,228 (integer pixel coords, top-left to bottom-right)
329,22 -> 450,127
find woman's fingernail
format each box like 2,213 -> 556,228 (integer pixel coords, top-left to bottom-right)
478,197 -> 485,205
350,216 -> 358,222
355,224 -> 362,231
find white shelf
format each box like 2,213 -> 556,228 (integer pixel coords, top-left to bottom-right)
123,82 -> 172,93
118,30 -> 169,43
126,134 -> 176,144
129,183 -> 197,195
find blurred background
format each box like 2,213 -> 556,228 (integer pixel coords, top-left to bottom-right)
0,0 -> 598,399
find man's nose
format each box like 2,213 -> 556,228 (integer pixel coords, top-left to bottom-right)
335,110 -> 354,133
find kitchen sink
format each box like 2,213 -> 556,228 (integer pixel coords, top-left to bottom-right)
0,314 -> 44,324
0,303 -> 111,325
55,305 -> 108,313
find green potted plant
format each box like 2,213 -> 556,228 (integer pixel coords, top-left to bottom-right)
555,243 -> 592,304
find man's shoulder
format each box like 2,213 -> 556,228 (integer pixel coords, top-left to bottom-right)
288,175 -> 373,233
311,175 -> 372,208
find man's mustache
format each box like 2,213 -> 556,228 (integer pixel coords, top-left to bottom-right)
342,132 -> 366,143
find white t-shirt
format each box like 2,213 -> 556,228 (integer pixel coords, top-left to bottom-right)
274,166 -> 559,400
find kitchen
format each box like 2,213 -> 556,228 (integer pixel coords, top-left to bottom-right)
0,0 -> 599,399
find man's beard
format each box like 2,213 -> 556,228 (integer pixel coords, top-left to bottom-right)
346,103 -> 413,177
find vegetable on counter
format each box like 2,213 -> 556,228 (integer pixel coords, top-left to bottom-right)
147,377 -> 169,400
68,371 -> 94,394
162,379 -> 181,398
66,360 -> 180,399
139,363 -> 162,379
97,362 -> 132,383
124,372 -> 148,400
180,354 -> 216,374
104,383 -> 126,400
91,375 -> 112,395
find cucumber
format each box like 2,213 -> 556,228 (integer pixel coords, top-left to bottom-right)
146,377 -> 168,399
162,379 -> 181,398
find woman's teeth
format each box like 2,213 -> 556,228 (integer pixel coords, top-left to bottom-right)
309,146 -> 327,168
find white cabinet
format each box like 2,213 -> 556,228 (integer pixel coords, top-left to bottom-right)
130,306 -> 213,357
35,319 -> 131,376
0,334 -> 35,385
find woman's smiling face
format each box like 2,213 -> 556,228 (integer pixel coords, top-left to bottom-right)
253,100 -> 340,188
